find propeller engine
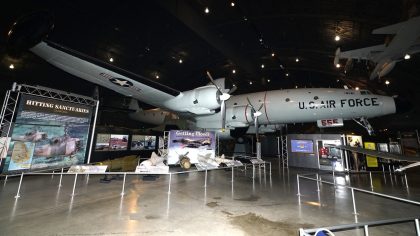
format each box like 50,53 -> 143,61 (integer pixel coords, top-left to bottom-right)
246,97 -> 264,142
206,71 -> 236,130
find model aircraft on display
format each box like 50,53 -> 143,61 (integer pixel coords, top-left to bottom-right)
334,16 -> 420,80
7,12 -> 403,138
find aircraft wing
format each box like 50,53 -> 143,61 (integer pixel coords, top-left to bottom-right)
30,40 -> 181,108
334,145 -> 420,162
337,45 -> 386,61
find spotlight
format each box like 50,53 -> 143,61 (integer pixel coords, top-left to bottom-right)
336,63 -> 341,68
249,81 -> 253,85
261,64 -> 265,68
232,69 -> 236,74
404,54 -> 410,60
231,2 -> 235,7
295,58 -> 299,62
355,87 -> 359,91
9,64 -> 14,69
271,52 -> 275,57
267,79 -> 271,83
179,59 -> 183,64
205,7 -> 209,14
285,73 -> 289,77
109,57 -> 114,62
334,35 -> 340,41
155,75 -> 159,79
385,80 -> 390,85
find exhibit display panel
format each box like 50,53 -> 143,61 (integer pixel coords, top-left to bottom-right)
317,139 -> 344,171
109,134 -> 128,151
288,134 -> 344,170
130,135 -> 156,150
364,142 -> 378,168
3,94 -> 93,173
167,130 -> 215,165
95,133 -> 111,151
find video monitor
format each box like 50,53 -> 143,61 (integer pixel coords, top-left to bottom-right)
109,134 -> 128,151
291,139 -> 314,153
144,136 -> 156,150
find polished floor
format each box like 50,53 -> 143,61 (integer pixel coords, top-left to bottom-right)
1,159 -> 420,236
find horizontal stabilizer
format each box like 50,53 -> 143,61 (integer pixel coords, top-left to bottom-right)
373,16 -> 420,34
338,45 -> 386,60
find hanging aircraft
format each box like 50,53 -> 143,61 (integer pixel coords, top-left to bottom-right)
6,12 -> 406,137
334,16 -> 420,80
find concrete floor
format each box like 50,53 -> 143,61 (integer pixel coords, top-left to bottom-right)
1,158 -> 420,236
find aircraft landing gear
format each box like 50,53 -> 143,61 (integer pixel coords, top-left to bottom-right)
353,117 -> 374,136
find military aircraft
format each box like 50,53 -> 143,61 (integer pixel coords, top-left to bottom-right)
334,16 -> 420,80
7,12 -> 406,137
34,135 -> 81,157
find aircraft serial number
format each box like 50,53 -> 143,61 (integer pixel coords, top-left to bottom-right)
298,98 -> 379,109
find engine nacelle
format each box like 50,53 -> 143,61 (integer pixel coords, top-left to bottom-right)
226,105 -> 253,127
165,86 -> 221,114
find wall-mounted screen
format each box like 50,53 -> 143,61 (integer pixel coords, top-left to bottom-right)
109,134 -> 128,151
95,133 -> 111,151
291,139 -> 314,153
144,136 -> 156,150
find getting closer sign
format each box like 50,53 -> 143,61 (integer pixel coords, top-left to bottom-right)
317,118 -> 344,128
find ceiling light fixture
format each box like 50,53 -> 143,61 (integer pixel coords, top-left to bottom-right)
249,81 -> 253,85
334,35 -> 341,41
261,64 -> 265,68
404,54 -> 410,60
355,87 -> 359,91
109,57 -> 114,62
205,7 -> 210,14
9,64 -> 14,69
232,69 -> 236,74
385,80 -> 390,85
295,58 -> 299,62
271,52 -> 275,57
231,2 -> 235,7
267,79 -> 271,83
336,63 -> 341,68
179,59 -> 183,64
155,75 -> 159,79
285,73 -> 289,77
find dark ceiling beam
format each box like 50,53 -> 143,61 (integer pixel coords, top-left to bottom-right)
156,0 -> 257,76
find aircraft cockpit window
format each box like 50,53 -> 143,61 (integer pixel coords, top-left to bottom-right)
285,98 -> 290,102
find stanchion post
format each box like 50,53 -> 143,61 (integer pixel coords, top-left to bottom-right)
86,174 -> 90,184
14,172 -> 24,199
58,168 -> 63,188
51,170 -> 55,179
71,173 -> 78,196
364,225 -> 369,236
297,174 -> 301,196
204,168 -> 208,188
332,162 -> 336,188
414,218 -> 419,236
269,162 -> 272,175
369,172 -> 373,190
120,173 -> 127,196
263,162 -> 266,177
351,188 -> 358,215
231,166 -> 234,182
168,173 -> 172,194
252,164 -> 255,179
405,173 -> 409,188
316,173 -> 320,192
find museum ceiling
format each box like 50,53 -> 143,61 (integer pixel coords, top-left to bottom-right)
0,0 -> 420,131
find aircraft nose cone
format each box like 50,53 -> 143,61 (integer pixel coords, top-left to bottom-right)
394,96 -> 412,114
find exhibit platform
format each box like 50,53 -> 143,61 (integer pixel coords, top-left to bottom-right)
0,158 -> 420,236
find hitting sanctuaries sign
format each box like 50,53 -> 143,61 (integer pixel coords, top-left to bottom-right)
167,130 -> 216,165
3,94 -> 93,173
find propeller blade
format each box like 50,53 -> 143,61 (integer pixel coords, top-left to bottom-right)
254,116 -> 259,142
206,71 -> 223,94
228,84 -> 237,94
221,100 -> 226,130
